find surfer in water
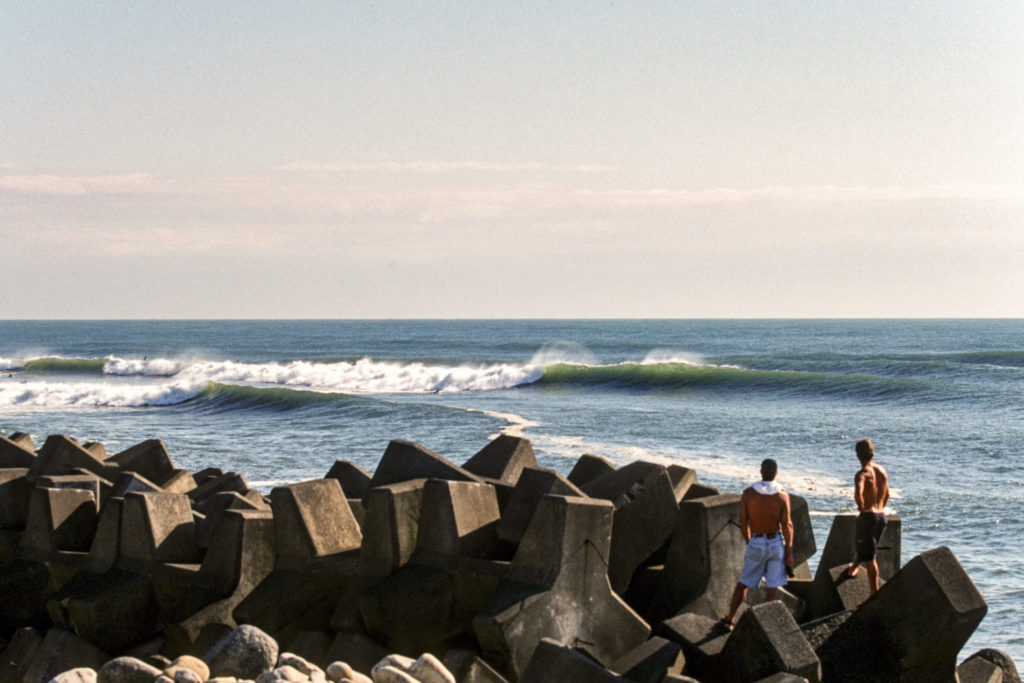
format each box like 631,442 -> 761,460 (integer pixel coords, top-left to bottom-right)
720,458 -> 794,630
847,438 -> 889,596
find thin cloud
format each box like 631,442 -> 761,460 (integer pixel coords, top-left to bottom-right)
272,160 -> 618,174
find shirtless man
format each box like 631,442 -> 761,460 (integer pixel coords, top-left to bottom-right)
847,438 -> 890,596
721,458 -> 794,630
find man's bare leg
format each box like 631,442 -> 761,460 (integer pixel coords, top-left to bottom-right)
847,559 -> 860,577
866,559 -> 880,595
764,586 -> 778,603
722,583 -> 747,629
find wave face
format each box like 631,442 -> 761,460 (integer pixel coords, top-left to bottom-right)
0,349 -> 1003,408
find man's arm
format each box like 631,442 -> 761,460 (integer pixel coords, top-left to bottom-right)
853,469 -> 866,512
877,465 -> 890,508
780,492 -> 794,567
739,491 -> 750,542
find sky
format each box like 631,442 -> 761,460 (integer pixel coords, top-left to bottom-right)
2,2 -> 1022,318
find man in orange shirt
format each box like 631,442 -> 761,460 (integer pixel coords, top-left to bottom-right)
847,438 -> 890,596
721,458 -> 794,630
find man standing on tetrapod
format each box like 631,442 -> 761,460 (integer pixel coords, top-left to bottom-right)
721,457 -> 794,630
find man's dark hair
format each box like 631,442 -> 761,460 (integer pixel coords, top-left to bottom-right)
856,438 -> 875,464
760,458 -> 778,481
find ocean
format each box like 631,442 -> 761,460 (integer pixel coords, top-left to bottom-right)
1,319 -> 1021,663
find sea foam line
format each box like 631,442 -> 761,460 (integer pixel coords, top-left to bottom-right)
0,380 -> 206,408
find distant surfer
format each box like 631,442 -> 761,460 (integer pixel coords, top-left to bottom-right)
847,438 -> 889,596
720,458 -> 794,630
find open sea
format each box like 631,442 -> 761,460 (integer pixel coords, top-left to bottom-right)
1,319 -> 1021,663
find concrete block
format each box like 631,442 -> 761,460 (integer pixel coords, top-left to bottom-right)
22,486 -> 98,556
809,564 -> 881,619
110,471 -> 164,498
608,636 -> 684,683
518,638 -> 627,682
108,439 -> 176,487
0,560 -> 53,637
567,453 -> 616,487
119,491 -> 201,568
788,495 -> 816,568
359,559 -> 505,655
0,436 -> 36,468
282,629 -> 332,668
666,465 -> 697,502
27,435 -> 116,481
39,473 -> 108,508
232,569 -> 340,641
461,435 -> 538,485
0,468 -> 32,529
718,601 -> 820,683
657,612 -> 730,680
85,496 -> 123,573
474,495 -> 650,679
188,472 -> 249,513
367,440 -> 480,491
495,467 -> 586,545
323,631 -> 387,677
196,490 -> 266,548
818,546 -> 987,682
0,626 -> 44,683
20,628 -> 108,683
270,479 -> 361,568
812,513 -> 901,591
442,648 -> 509,683
49,570 -> 159,653
655,494 -> 745,620
199,508 -> 276,597
358,480 -> 425,579
959,648 -> 1020,683
6,431 -> 35,450
581,461 -> 679,594
412,479 -> 505,566
160,470 -> 197,495
324,460 -> 372,498
799,610 -> 852,653
682,483 -> 721,500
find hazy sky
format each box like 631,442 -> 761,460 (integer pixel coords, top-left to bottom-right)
2,2 -> 1022,318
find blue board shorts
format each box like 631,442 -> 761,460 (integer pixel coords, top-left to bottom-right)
739,534 -> 788,589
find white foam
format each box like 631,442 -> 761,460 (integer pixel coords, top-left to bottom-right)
0,380 -> 205,408
104,356 -> 183,377
0,358 -> 20,371
640,349 -> 706,366
173,357 -> 544,394
528,341 -> 597,367
469,409 -> 542,439
529,433 -> 850,498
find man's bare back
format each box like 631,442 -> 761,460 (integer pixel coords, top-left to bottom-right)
741,487 -> 791,538
854,462 -> 889,513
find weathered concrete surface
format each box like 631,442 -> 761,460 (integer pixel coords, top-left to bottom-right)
657,612 -> 730,681
48,571 -> 159,654
474,495 -> 650,680
119,491 -> 201,569
581,461 -> 679,595
566,453 -> 616,488
958,648 -> 1021,683
0,468 -> 32,529
808,513 -> 901,620
818,546 -> 987,682
654,494 -> 745,621
717,601 -> 820,683
367,440 -> 480,492
22,486 -> 99,556
443,648 -> 510,683
270,479 -> 361,568
324,460 -> 372,499
108,439 -> 176,488
358,479 -> 425,579
461,435 -> 538,485
412,479 -> 505,566
0,436 -> 36,468
27,435 -> 117,482
608,636 -> 685,683
517,638 -> 627,682
494,467 -> 586,545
